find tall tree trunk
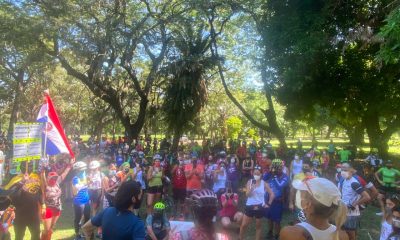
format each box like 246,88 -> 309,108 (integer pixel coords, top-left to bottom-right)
171,128 -> 182,153
344,124 -> 365,146
363,112 -> 389,159
7,70 -> 25,140
325,124 -> 335,139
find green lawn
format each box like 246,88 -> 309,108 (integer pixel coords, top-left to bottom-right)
9,194 -> 382,240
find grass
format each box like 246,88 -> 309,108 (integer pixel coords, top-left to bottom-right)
9,189 -> 382,240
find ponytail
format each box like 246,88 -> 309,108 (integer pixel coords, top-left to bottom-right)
334,200 -> 347,240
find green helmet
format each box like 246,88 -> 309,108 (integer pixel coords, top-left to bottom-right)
154,202 -> 165,211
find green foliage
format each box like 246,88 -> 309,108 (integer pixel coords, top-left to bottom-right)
247,128 -> 258,140
377,6 -> 400,64
226,116 -> 242,139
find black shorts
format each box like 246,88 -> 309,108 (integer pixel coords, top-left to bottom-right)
147,186 -> 163,194
173,188 -> 186,201
245,205 -> 264,219
88,189 -> 102,204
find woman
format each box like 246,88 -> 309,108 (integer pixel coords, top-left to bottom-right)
102,164 -> 119,209
87,160 -> 103,217
147,155 -> 164,214
280,177 -> 349,240
220,186 -> 243,229
290,154 -> 303,179
72,161 -> 90,240
41,158 -> 74,240
239,167 -> 275,240
213,162 -> 227,202
171,189 -> 228,240
242,156 -> 254,179
185,157 -> 203,196
378,194 -> 400,240
226,155 -> 240,193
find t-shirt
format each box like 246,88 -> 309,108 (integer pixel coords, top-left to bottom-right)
72,173 -> 90,205
116,155 -> 125,167
377,167 -> 400,186
263,173 -> 289,199
338,150 -> 351,162
226,163 -> 239,182
145,214 -> 170,236
12,189 -> 42,224
338,176 -> 365,216
186,172 -> 202,190
91,207 -> 145,240
328,144 -> 335,153
172,166 -> 187,189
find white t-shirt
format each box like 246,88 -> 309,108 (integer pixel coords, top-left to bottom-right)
246,180 -> 265,206
297,222 -> 336,240
380,220 -> 393,240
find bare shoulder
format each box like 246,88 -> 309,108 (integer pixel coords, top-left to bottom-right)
280,226 -> 306,240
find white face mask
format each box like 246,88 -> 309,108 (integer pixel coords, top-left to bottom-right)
253,175 -> 261,181
230,158 -> 235,163
393,218 -> 400,228
295,191 -> 303,210
336,168 -> 341,173
294,156 -> 299,160
341,171 -> 350,179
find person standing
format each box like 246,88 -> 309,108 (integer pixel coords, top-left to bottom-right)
72,161 -> 90,240
171,158 -> 187,220
242,156 -> 254,180
338,147 -> 351,163
338,163 -> 371,240
289,154 -> 303,180
226,155 -> 240,193
239,167 -> 275,240
280,177 -> 349,240
375,160 -> 400,194
147,155 -> 164,214
378,194 -> 400,240
328,140 -> 336,163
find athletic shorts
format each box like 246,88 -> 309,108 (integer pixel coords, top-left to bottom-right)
42,207 -> 61,219
265,200 -> 283,222
173,188 -> 186,201
147,185 -> 163,194
245,205 -> 264,219
343,216 -> 360,230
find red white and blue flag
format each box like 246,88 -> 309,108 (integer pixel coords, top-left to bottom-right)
37,91 -> 74,158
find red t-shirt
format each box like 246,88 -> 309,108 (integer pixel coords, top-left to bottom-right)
186,171 -> 202,190
172,166 -> 187,189
220,193 -> 238,217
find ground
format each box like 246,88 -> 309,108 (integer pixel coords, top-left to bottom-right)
9,196 -> 382,240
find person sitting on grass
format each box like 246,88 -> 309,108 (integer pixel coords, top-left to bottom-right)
145,202 -> 170,240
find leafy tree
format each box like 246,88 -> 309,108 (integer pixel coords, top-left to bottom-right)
162,17 -> 217,150
226,116 -> 242,139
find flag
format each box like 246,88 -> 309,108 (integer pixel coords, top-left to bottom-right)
37,91 -> 75,158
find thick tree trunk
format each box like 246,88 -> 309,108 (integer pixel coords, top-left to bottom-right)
325,125 -> 335,139
363,112 -> 389,159
123,97 -> 149,144
345,124 -> 365,146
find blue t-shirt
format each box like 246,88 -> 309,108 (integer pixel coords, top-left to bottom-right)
72,172 -> 89,205
91,207 -> 145,240
116,155 -> 125,167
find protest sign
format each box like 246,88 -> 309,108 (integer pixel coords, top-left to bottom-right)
13,123 -> 42,162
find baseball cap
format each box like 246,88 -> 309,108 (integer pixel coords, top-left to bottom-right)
292,177 -> 341,207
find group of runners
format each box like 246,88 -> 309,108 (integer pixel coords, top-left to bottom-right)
0,137 -> 399,240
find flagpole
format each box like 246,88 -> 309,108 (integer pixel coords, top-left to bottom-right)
43,122 -> 48,159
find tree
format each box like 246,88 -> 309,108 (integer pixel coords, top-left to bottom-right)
162,17 -> 217,151
34,0 -> 182,142
226,116 -> 242,139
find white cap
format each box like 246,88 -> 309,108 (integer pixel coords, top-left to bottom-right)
292,177 -> 341,207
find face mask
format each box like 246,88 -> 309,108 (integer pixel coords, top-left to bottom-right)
48,178 -> 57,187
154,162 -> 161,168
230,158 -> 235,163
253,175 -> 261,181
295,191 -> 303,210
179,160 -> 183,165
341,171 -> 350,179
124,168 -> 130,174
295,156 -> 299,160
336,168 -> 341,173
109,170 -> 116,176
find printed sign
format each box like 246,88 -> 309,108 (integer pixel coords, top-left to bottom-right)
13,123 -> 42,162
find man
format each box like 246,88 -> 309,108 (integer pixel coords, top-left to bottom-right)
375,160 -> 400,194
338,147 -> 351,163
338,163 -> 371,240
83,180 -> 145,240
327,139 -> 335,163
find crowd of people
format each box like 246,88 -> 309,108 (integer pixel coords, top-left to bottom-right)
0,136 -> 399,240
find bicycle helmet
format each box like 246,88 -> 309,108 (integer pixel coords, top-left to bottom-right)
73,161 -> 87,171
153,154 -> 162,160
272,159 -> 283,167
138,151 -> 145,158
154,202 -> 166,211
89,160 -> 100,170
218,151 -> 226,158
186,189 -> 218,209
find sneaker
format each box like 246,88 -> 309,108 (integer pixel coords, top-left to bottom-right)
376,212 -> 383,216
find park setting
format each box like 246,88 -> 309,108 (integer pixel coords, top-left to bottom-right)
1,0 -> 400,240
